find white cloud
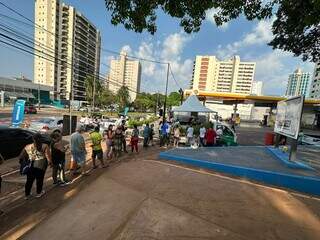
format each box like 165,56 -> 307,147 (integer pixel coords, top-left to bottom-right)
116,32 -> 193,92
205,8 -> 229,30
120,45 -> 133,55
216,19 -> 274,59
253,50 -> 314,95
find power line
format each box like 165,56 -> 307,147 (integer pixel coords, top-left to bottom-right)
0,32 -> 139,95
0,2 -> 169,66
168,64 -> 183,89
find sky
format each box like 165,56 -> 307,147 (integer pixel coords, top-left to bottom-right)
0,0 -> 315,96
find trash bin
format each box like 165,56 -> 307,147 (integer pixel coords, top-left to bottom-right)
264,132 -> 275,145
62,115 -> 77,136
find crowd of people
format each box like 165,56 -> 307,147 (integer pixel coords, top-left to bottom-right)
18,120 -> 157,199
158,120 -> 223,148
17,118 -> 225,199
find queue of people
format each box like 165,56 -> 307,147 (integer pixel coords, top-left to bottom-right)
17,119 -> 220,200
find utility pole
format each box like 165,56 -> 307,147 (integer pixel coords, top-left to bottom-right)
155,91 -> 159,116
163,63 -> 170,122
38,82 -> 40,110
92,76 -> 96,112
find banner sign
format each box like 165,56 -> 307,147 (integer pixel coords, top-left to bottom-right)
274,96 -> 304,139
11,99 -> 26,127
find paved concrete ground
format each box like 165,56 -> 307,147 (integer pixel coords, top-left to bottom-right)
165,147 -> 320,177
19,152 -> 320,240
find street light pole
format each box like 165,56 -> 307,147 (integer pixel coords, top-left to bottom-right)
163,63 -> 170,122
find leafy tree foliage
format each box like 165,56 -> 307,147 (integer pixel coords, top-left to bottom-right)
105,0 -> 320,62
85,76 -> 102,105
116,86 -> 131,111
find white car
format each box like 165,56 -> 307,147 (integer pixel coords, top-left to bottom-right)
29,117 -> 63,134
99,118 -> 120,134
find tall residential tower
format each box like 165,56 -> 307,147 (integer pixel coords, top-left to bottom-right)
107,51 -> 141,101
34,0 -> 101,101
191,55 -> 255,94
310,62 -> 320,99
285,68 -> 311,97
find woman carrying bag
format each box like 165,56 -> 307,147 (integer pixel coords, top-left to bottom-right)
19,133 -> 52,199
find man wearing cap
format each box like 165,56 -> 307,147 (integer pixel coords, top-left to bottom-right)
70,126 -> 87,176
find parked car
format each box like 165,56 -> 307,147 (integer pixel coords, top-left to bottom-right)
24,104 -> 37,114
29,117 -> 63,134
0,126 -> 50,160
99,118 -> 119,134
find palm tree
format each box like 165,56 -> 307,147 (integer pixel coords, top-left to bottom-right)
85,76 -> 102,107
116,86 -> 130,112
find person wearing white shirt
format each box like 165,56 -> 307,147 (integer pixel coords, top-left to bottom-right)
186,125 -> 194,146
199,125 -> 206,147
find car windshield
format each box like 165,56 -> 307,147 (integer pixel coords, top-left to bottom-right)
38,118 -> 55,124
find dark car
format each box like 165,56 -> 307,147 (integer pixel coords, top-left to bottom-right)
24,104 -> 37,114
0,126 -> 51,161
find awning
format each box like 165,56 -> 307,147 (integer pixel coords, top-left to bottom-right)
172,94 -> 214,113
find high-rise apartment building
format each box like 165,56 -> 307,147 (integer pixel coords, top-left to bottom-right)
191,55 -> 255,94
285,68 -> 311,97
107,51 -> 141,101
310,62 -> 320,99
251,81 -> 263,95
34,0 -> 101,101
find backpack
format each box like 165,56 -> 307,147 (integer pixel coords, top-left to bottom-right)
19,150 -> 32,175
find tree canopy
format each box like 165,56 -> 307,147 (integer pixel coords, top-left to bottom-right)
116,86 -> 131,111
105,0 -> 320,62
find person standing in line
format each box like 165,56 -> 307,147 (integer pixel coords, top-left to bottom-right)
159,121 -> 163,147
166,122 -> 172,146
205,126 -> 217,147
161,121 -> 169,148
173,125 -> 180,147
149,124 -> 155,146
199,125 -> 206,147
51,132 -> 69,185
143,123 -> 151,147
20,133 -> 52,199
70,126 -> 87,177
113,126 -> 123,161
131,125 -> 139,153
120,120 -> 128,153
90,126 -> 107,169
186,125 -> 194,146
103,125 -> 114,160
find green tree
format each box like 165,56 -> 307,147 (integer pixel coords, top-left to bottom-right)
105,0 -> 320,62
116,86 -> 131,111
85,76 -> 102,105
133,92 -> 156,112
97,88 -> 115,107
167,92 -> 181,107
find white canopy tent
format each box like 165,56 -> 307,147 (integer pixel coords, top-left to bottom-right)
172,94 -> 215,113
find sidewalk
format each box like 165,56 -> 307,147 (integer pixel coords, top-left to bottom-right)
2,148 -> 319,240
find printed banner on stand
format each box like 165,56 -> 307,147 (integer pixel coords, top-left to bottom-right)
11,99 -> 26,127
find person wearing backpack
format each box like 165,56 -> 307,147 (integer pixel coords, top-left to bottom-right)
19,133 -> 52,199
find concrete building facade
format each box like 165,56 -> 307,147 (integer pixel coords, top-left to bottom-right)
107,51 -> 141,101
285,68 -> 311,97
34,0 -> 101,101
191,55 -> 255,94
251,81 -> 263,95
310,62 -> 320,99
